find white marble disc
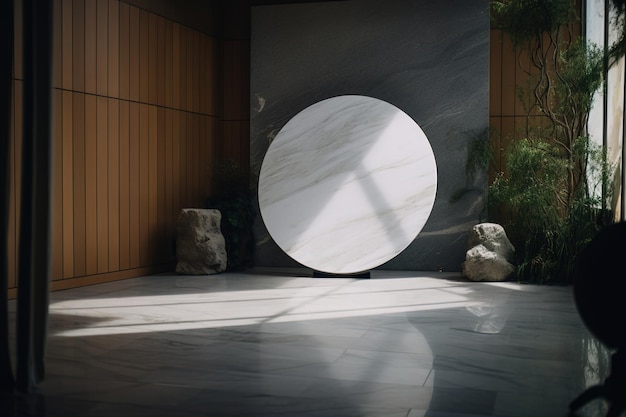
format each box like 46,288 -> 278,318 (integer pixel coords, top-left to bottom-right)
258,95 -> 437,274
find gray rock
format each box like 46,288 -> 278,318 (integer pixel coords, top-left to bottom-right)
176,209 -> 227,275
463,223 -> 515,282
468,223 -> 515,262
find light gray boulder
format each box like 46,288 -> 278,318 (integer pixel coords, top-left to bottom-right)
176,208 -> 227,275
463,223 -> 515,282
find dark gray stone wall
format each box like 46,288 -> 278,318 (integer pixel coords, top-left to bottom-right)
250,0 -> 489,272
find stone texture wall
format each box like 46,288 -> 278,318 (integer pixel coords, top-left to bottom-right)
250,0 -> 490,272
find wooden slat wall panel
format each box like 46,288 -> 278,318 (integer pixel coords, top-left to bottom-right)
220,40 -> 250,175
172,23 -> 181,109
108,0 -> 119,98
118,100 -> 130,270
206,37 -> 216,115
52,91 -> 64,280
62,91 -> 75,278
139,103 -> 150,266
172,110 -> 181,230
85,0 -> 97,95
165,108 -> 174,252
96,96 -> 109,273
73,0 -> 86,92
148,14 -> 158,105
96,0 -> 108,96
139,10 -> 149,103
148,106 -> 158,264
108,99 -> 120,271
157,107 -> 166,259
118,2 -> 129,100
84,95 -> 98,276
73,93 -> 86,276
157,17 -> 166,107
128,5 -> 140,101
129,102 -> 140,268
8,0 -> 231,294
165,21 -> 173,108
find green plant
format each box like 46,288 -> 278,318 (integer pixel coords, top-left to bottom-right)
207,159 -> 254,271
489,137 -> 612,283
489,0 -> 613,283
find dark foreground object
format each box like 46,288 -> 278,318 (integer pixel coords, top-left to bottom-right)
570,222 -> 626,417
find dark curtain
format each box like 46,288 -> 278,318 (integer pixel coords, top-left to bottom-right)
0,0 -> 16,395
1,0 -> 54,396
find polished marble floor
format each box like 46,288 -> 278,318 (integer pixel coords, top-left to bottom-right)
3,269 -> 616,417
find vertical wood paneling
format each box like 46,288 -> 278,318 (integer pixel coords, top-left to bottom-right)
157,16 -> 165,107
62,0 -> 73,89
500,35 -> 516,117
186,30 -> 194,112
96,0 -> 108,96
128,5 -> 139,101
139,10 -> 149,103
205,117 -> 213,197
157,107 -> 166,258
178,110 -> 187,207
148,13 -> 158,105
198,115 -> 207,197
165,108 -> 173,252
192,31 -> 199,112
489,116 -> 503,182
52,91 -> 64,280
206,38 -> 216,115
129,102 -> 140,268
108,99 -> 119,271
192,113 -> 199,206
73,93 -> 86,276
84,0 -> 97,94
96,96 -> 109,272
165,20 -> 173,108
118,100 -> 130,269
172,110 -> 181,229
241,42 -> 250,120
10,0 -> 225,292
172,23 -> 180,109
108,0 -> 119,98
139,104 -> 150,265
198,34 -> 206,114
85,95 -> 98,275
73,0 -> 86,92
118,2 -> 129,100
223,42 -> 233,120
230,43 -> 240,120
62,91 -> 75,278
149,106 -> 158,262
179,26 -> 187,111
489,30 -> 502,118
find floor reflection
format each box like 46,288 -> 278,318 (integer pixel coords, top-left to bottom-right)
4,270 -> 613,417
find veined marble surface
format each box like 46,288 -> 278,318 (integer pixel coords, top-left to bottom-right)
251,0 -> 490,271
258,95 -> 437,274
3,271 -> 611,417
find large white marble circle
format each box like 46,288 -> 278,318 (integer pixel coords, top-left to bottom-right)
258,95 -> 437,274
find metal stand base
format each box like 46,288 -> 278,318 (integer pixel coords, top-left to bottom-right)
312,270 -> 370,279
